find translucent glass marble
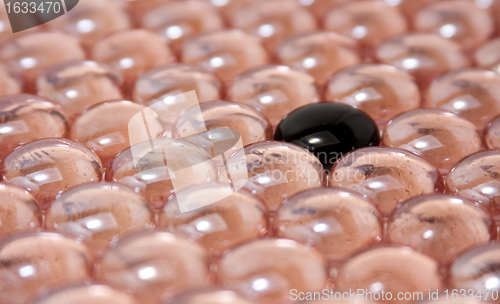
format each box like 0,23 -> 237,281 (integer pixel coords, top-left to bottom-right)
96,230 -> 209,304
0,32 -> 85,92
226,141 -> 326,212
485,115 -> 500,149
45,182 -> 154,255
0,232 -> 93,304
297,0 -> 348,18
228,0 -> 317,50
425,69 -> 500,130
181,30 -> 269,84
70,100 -> 165,167
446,150 -> 500,220
141,1 -> 224,52
273,188 -> 382,261
276,32 -> 361,87
329,147 -> 444,216
387,195 -> 493,265
92,29 -> 176,91
37,61 -> 123,121
336,247 -> 442,304
0,94 -> 69,160
158,184 -> 267,256
413,0 -> 494,51
382,109 -> 482,174
125,0 -> 168,25
391,0 -> 439,22
475,37 -> 500,74
324,64 -> 420,127
216,239 -> 326,304
0,183 -> 41,237
227,65 -> 320,127
167,287 -> 255,304
1,138 -> 103,209
0,65 -> 22,96
33,285 -> 138,304
375,33 -> 470,90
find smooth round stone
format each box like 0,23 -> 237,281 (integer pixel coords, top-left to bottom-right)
0,64 -> 22,96
276,31 -> 361,87
273,188 -> 382,261
1,138 -> 103,209
0,32 -> 85,92
324,64 -> 420,127
33,285 -> 138,304
474,37 -> 500,74
182,30 -> 268,84
228,0 -> 317,51
166,287 -> 255,304
382,109 -> 482,174
414,0 -> 494,51
0,94 -> 69,160
92,29 -> 176,91
158,183 -> 267,256
274,103 -> 380,170
446,150 -> 500,220
424,68 -> 500,130
46,0 -> 131,51
70,100 -> 165,167
227,65 -> 320,127
45,182 -> 154,255
125,0 -> 169,24
297,0 -> 348,18
141,1 -> 224,52
226,141 -> 326,212
36,61 -> 123,121
107,139 -> 218,209
96,230 -> 209,304
0,183 -> 41,237
329,147 -> 444,216
0,232 -> 93,304
392,0 -> 440,21
217,239 -> 326,304
336,247 -> 442,304
485,115 -> 500,149
387,195 -> 493,266
375,33 -> 470,90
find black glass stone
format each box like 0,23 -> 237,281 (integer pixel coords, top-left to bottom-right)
274,102 -> 380,170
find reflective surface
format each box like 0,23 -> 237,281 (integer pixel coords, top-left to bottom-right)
297,0 -> 348,18
0,64 -> 22,96
33,285 -> 139,304
0,183 -> 41,237
485,114 -> 500,149
166,287 -> 256,304
475,37 -> 500,74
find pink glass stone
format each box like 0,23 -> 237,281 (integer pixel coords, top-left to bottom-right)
45,182 -> 154,255
141,1 -> 224,52
297,0 -> 348,18
227,141 -> 326,212
323,1 -> 407,57
273,187 -> 382,261
475,37 -> 500,74
446,150 -> 500,220
181,30 -> 269,84
92,29 -> 176,92
37,61 -> 123,122
158,183 -> 267,256
387,194 -> 493,266
1,138 -> 103,209
485,115 -> 500,149
126,0 -> 169,25
424,68 -> 500,130
0,232 -> 93,304
393,0 -> 440,22
168,287 -> 255,304
413,0 -> 494,51
96,230 -> 209,304
227,65 -> 320,127
336,246 -> 442,304
276,32 -> 361,87
0,64 -> 22,96
0,32 -> 85,92
70,100 -> 165,167
0,94 -> 69,160
46,0 -> 131,51
33,285 -> 139,304
216,239 -> 327,304
228,0 -> 317,51
0,183 -> 41,237
324,64 -> 420,127
375,33 -> 470,90
329,147 -> 444,216
382,109 -> 482,174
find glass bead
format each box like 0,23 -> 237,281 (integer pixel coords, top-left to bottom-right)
391,0 -> 439,22
125,0 -> 170,25
32,285 -> 138,304
273,187 -> 382,261
485,114 -> 500,149
167,287 -> 255,304
0,64 -> 22,96
1,138 -> 103,209
329,147 -> 444,216
474,37 -> 500,74
0,183 -> 41,237
297,0 -> 348,18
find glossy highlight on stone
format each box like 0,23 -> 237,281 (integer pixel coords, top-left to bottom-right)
1,139 -> 103,209
274,102 -> 380,170
32,285 -> 139,304
0,183 -> 41,237
273,187 -> 382,261
485,115 -> 500,149
166,287 -> 256,304
329,147 -> 443,216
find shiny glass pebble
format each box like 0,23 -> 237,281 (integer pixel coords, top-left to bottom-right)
32,285 -> 139,304
166,287 -> 255,304
0,183 -> 41,237
0,64 -> 22,96
474,37 -> 500,74
485,114 -> 500,149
